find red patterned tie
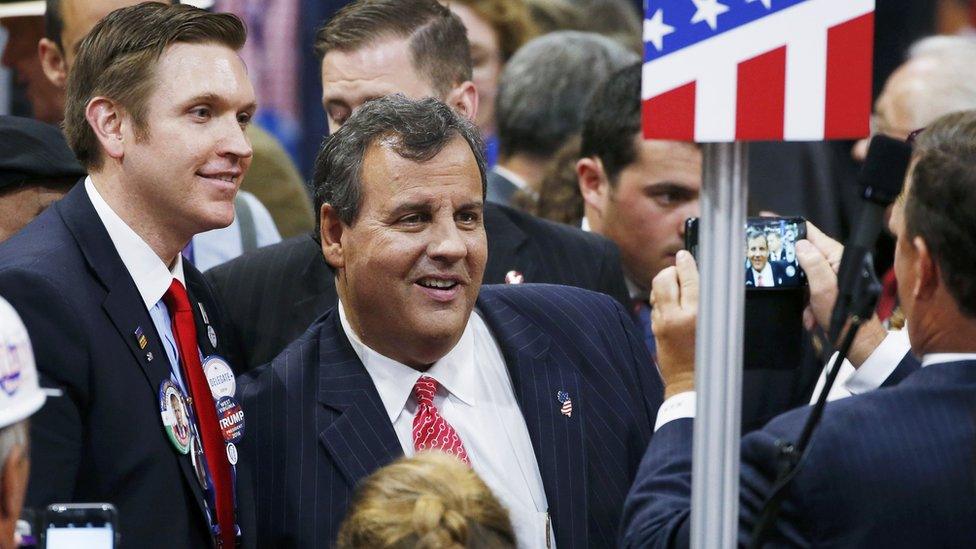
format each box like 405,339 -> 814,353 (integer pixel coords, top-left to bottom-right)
163,280 -> 235,547
411,376 -> 470,464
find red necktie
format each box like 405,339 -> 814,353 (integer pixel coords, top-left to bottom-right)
411,376 -> 469,464
163,280 -> 235,547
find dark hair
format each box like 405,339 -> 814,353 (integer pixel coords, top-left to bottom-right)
314,0 -> 471,97
63,3 -> 246,170
44,0 -> 180,49
904,110 -> 976,318
495,30 -> 637,159
44,0 -> 65,47
746,227 -> 767,243
579,62 -> 641,185
312,94 -> 486,231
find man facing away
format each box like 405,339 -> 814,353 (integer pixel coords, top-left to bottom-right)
0,4 -> 256,547
238,95 -> 663,548
622,111 -> 976,547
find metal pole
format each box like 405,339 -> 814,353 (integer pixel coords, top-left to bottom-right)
691,142 -> 748,548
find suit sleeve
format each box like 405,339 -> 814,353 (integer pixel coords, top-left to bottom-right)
620,412 -> 813,548
0,269 -> 89,505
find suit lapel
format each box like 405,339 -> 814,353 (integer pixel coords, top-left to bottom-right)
57,184 -> 213,525
185,272 -> 220,358
477,290 -> 588,546
58,184 -> 173,395
316,312 -> 403,488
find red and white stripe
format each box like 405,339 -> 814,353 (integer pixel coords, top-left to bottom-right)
642,0 -> 874,142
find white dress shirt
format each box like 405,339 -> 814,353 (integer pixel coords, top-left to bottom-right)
338,302 -> 554,548
85,177 -> 191,391
655,329 -> 915,431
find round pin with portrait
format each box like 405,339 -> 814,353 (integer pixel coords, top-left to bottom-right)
159,379 -> 191,454
203,355 -> 236,398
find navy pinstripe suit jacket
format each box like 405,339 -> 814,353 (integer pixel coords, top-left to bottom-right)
622,354 -> 976,548
237,284 -> 663,547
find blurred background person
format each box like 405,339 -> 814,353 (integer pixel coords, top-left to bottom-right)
488,30 -> 635,207
0,6 -> 61,122
0,297 -> 45,549
337,452 -> 515,549
0,115 -> 84,242
443,0 -> 537,167
856,35 -> 976,324
522,134 -> 583,225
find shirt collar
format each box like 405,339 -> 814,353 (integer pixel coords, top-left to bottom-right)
337,300 -> 478,422
625,276 -> 647,301
492,165 -> 530,192
921,353 -> 976,367
85,176 -> 185,310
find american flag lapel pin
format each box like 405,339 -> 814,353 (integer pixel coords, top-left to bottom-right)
557,390 -> 573,418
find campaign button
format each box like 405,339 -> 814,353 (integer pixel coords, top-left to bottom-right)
226,442 -> 238,465
215,396 -> 244,444
203,355 -> 236,398
159,379 -> 191,454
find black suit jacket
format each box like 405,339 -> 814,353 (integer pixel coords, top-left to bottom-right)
238,284 -> 663,547
205,202 -> 629,372
0,184 -> 253,548
619,354 -> 976,548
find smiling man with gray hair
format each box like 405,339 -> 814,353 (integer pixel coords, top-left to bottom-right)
489,30 -> 637,206
239,94 -> 663,548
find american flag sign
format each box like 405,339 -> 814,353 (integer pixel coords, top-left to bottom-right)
557,391 -> 573,418
642,0 -> 875,142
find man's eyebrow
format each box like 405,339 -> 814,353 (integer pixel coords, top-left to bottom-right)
644,182 -> 699,194
387,201 -> 432,217
457,200 -> 484,210
183,93 -> 257,113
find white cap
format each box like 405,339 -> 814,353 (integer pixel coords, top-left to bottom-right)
0,296 -> 45,429
0,1 -> 215,18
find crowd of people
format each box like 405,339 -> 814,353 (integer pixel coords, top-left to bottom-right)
0,0 -> 975,547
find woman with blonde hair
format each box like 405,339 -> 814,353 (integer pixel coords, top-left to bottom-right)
337,452 -> 516,548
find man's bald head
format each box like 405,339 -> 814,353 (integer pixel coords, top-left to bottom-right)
856,36 -> 976,160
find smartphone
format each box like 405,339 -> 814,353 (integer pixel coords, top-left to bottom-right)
684,216 -> 808,289
42,503 -> 118,549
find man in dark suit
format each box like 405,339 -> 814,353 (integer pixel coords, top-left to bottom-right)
0,5 -> 256,547
205,0 -> 629,373
621,112 -> 976,546
239,95 -> 662,548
